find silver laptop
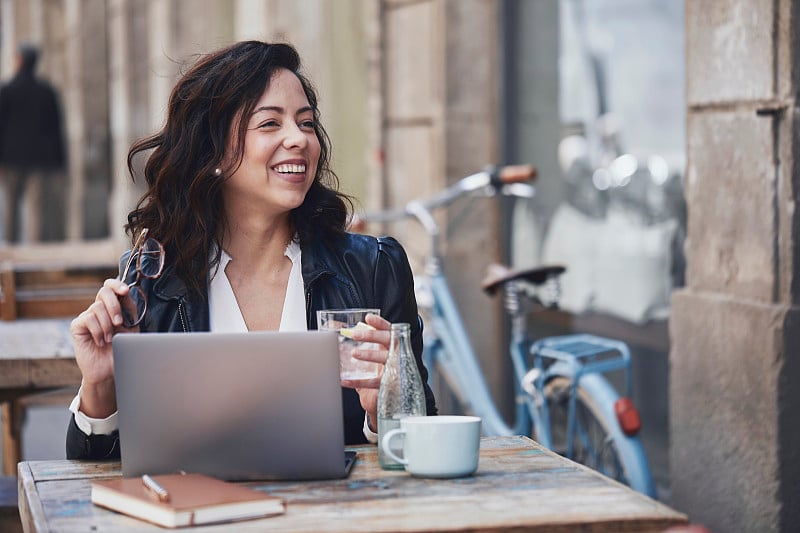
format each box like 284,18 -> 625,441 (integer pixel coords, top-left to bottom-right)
112,330 -> 354,481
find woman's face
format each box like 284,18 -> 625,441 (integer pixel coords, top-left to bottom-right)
223,68 -> 321,220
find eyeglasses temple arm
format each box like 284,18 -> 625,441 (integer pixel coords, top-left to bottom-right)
119,228 -> 149,282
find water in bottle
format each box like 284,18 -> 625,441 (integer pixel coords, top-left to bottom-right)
377,322 -> 426,469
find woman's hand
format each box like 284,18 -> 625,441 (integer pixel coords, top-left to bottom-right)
340,313 -> 391,432
70,278 -> 139,418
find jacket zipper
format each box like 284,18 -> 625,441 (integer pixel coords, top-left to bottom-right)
177,301 -> 188,332
305,288 -> 313,327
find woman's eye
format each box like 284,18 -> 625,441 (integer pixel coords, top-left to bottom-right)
300,120 -> 315,130
258,120 -> 279,128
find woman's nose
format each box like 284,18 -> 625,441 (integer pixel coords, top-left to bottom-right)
283,122 -> 308,149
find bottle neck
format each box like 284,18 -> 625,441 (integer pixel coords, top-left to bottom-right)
387,323 -> 412,364
390,323 -> 411,334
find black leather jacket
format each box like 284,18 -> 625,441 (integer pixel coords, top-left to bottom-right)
66,233 -> 437,460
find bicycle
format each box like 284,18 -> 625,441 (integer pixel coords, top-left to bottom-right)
355,165 -> 656,497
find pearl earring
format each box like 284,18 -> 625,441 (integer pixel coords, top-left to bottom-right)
214,168 -> 222,177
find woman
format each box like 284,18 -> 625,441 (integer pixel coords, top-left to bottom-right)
66,41 -> 437,460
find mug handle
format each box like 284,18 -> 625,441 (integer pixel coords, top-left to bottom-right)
381,428 -> 408,465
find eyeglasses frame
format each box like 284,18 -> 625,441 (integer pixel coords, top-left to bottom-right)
119,228 -> 165,327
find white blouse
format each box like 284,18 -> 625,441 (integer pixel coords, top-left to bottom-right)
208,241 -> 306,332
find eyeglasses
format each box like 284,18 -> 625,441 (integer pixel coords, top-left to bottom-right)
118,228 -> 165,327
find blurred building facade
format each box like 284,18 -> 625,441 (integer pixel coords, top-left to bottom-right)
1,1 -> 798,532
0,0 -> 379,245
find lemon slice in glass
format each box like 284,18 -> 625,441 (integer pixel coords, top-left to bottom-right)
340,321 -> 376,338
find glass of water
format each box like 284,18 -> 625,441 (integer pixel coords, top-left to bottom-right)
316,308 -> 381,381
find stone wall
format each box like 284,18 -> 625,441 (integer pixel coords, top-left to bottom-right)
671,1 -> 800,531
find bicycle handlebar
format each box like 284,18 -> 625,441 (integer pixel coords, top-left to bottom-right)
355,164 -> 537,226
492,164 -> 537,184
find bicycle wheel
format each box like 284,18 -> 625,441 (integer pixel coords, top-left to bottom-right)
542,374 -> 654,495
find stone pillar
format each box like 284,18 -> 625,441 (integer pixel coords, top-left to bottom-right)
234,0 -> 268,40
670,2 -> 800,532
0,0 -> 14,77
79,0 -> 110,240
364,0 -> 384,211
107,0 -> 136,249
27,0 -> 42,43
379,0 -> 507,414
326,1 -> 370,201
147,0 -> 173,133
63,0 -> 85,241
381,0 -> 445,270
441,0 -> 506,414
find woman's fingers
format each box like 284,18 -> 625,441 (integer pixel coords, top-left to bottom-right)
350,313 -> 391,348
72,280 -> 135,347
365,313 -> 391,329
350,344 -> 386,364
100,278 -> 131,327
72,306 -> 107,347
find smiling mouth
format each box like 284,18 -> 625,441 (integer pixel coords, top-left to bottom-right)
273,163 -> 307,174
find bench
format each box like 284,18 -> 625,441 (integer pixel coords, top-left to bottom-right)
0,260 -> 118,321
0,241 -> 118,477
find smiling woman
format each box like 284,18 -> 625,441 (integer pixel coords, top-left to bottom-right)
65,41 -> 437,461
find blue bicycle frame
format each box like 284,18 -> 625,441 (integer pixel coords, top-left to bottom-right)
530,335 -> 655,496
360,166 -> 655,497
421,271 -> 529,436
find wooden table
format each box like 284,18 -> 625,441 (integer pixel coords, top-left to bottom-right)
1,319 -> 80,475
18,436 -> 687,532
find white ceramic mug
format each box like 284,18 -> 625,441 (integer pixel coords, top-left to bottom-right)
380,415 -> 481,478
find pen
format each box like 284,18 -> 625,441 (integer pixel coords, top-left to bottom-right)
142,474 -> 170,503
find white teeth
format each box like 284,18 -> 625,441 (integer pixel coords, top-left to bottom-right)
273,164 -> 306,174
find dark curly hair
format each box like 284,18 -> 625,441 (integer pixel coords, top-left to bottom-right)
126,41 -> 351,296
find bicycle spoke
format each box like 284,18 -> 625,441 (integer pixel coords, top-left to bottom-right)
545,376 -> 630,486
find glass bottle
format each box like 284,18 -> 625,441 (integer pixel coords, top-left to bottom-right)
377,322 -> 427,469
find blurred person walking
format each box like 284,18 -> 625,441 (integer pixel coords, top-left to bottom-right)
0,43 -> 66,244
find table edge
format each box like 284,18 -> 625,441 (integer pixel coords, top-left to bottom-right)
18,462 -> 49,533
17,437 -> 689,529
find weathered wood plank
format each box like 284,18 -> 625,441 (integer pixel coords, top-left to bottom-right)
1,403 -> 23,477
0,268 -> 15,320
18,463 -> 48,533
1,318 -> 80,476
26,360 -> 81,388
15,299 -> 95,321
0,319 -> 78,390
0,361 -> 29,388
0,241 -> 117,322
0,319 -> 74,359
19,438 -> 687,532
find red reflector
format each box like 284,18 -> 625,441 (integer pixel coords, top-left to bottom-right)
615,397 -> 641,436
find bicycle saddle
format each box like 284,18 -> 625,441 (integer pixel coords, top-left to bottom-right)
481,263 -> 566,295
